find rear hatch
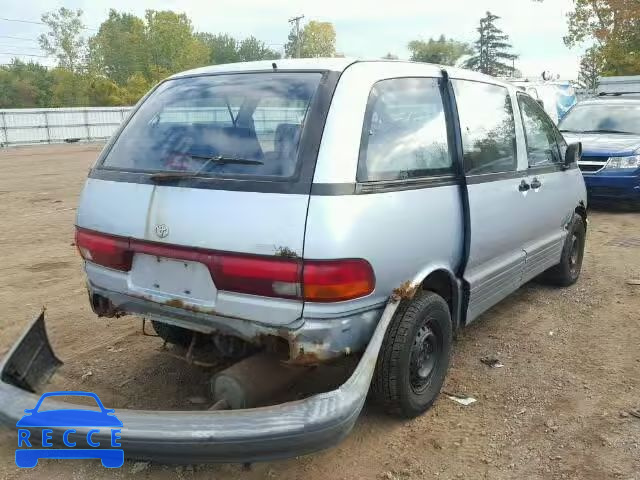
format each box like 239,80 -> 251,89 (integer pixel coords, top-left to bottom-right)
77,71 -> 329,325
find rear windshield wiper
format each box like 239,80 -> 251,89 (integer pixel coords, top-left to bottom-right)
184,154 -> 264,165
580,129 -> 635,135
149,155 -> 263,182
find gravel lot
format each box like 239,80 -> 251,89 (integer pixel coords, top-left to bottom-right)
0,144 -> 638,480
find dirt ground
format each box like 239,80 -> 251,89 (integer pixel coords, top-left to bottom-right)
0,144 -> 638,480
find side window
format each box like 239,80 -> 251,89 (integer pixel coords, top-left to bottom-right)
555,128 -> 568,161
357,77 -> 452,182
452,80 -> 517,175
517,93 -> 562,167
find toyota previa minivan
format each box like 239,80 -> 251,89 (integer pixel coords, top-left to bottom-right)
0,59 -> 587,463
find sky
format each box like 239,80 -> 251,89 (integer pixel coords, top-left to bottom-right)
0,0 -> 586,79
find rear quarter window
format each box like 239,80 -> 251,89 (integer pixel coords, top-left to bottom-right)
357,77 -> 452,182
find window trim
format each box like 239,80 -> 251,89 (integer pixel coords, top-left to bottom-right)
516,92 -> 563,170
356,76 -> 455,184
451,78 -> 519,176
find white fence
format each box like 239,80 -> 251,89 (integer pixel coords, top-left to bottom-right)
0,107 -> 133,147
0,106 -> 307,148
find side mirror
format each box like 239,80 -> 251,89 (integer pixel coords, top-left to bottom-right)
564,142 -> 582,169
536,99 -> 545,108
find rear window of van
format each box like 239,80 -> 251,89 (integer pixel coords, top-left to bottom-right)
100,73 -> 322,178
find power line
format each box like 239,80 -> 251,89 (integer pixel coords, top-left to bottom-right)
0,35 -> 39,43
0,16 -> 98,31
0,44 -> 42,51
0,17 -> 46,26
0,52 -> 48,58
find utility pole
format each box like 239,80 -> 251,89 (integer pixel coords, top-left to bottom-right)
288,14 -> 304,58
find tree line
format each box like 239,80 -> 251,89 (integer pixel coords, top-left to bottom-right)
1,2 -> 637,108
0,8 -> 339,108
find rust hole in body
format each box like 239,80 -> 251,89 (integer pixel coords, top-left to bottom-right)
289,349 -> 322,366
391,280 -> 418,303
164,298 -> 185,309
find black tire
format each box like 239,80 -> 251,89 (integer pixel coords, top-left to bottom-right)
372,290 -> 453,418
541,213 -> 586,287
152,320 -> 193,347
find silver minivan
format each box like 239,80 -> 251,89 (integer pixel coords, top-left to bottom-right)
0,59 -> 587,463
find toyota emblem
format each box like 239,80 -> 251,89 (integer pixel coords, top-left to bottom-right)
155,224 -> 169,238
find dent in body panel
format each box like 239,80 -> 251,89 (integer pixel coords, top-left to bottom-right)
302,186 -> 464,317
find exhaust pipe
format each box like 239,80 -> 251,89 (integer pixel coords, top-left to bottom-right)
210,352 -> 307,409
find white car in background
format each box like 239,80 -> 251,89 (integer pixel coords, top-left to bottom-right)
510,80 -> 577,124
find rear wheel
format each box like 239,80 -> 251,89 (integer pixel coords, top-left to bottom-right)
541,213 -> 586,287
372,291 -> 452,418
152,320 -> 192,347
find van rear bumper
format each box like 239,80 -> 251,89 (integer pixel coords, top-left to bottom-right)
0,302 -> 397,463
88,283 -> 384,363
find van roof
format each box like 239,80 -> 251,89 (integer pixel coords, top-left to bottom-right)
170,58 -> 513,88
171,58 -> 359,77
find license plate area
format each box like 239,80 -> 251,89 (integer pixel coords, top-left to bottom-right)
128,253 -> 217,307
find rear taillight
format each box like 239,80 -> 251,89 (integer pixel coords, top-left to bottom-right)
213,255 -> 302,299
303,259 -> 376,302
75,228 -> 375,301
75,228 -> 132,271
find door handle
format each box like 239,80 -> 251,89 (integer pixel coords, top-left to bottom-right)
518,180 -> 531,192
530,178 -> 542,189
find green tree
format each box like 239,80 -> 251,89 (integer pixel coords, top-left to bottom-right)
196,33 -> 239,64
0,60 -> 54,108
465,12 -> 518,76
285,20 -> 336,58
144,10 -> 208,81
50,67 -> 88,107
285,23 -> 302,58
238,36 -> 280,62
564,0 -> 640,76
89,10 -> 148,85
408,35 -> 472,65
38,7 -> 86,72
86,75 -> 125,106
0,67 -> 39,108
197,33 -> 279,64
577,46 -> 605,93
121,73 -> 152,104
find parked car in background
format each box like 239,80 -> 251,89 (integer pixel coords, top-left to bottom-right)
1,59 -> 588,463
559,93 -> 640,203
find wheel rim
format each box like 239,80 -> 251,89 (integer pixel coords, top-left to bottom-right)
568,233 -> 580,274
409,320 -> 441,394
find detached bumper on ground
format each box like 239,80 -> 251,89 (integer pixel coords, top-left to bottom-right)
0,302 -> 397,464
